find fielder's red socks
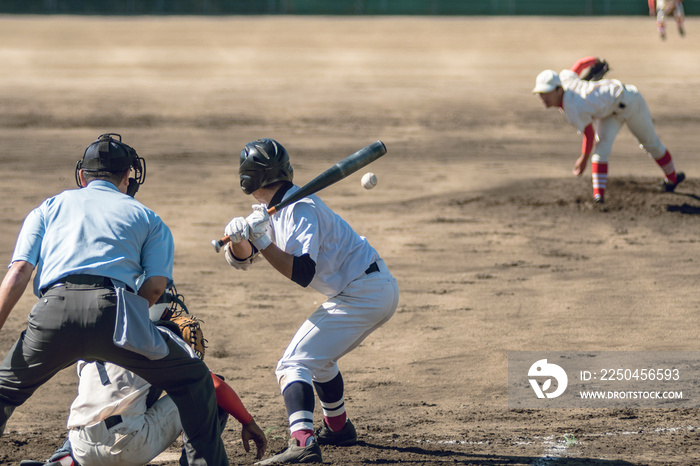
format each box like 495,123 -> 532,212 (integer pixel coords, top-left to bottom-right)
655,150 -> 677,184
283,381 -> 316,446
314,372 -> 347,432
591,161 -> 608,201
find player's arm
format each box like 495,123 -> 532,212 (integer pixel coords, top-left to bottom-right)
211,373 -> 267,459
242,204 -> 316,286
573,124 -> 595,176
0,261 -> 34,332
223,217 -> 261,270
227,239 -> 255,263
258,245 -> 315,287
570,57 -> 599,76
138,276 -> 168,306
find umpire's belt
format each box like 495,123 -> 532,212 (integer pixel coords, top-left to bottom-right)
40,274 -> 134,297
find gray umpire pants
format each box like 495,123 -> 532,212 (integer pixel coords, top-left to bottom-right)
0,279 -> 228,466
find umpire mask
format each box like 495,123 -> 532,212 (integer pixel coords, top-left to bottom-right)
75,133 -> 146,197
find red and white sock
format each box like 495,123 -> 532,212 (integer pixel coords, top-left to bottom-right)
289,411 -> 315,446
320,398 -> 347,432
592,162 -> 608,201
654,150 -> 677,183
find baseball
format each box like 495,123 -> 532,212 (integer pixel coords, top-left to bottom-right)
361,172 -> 377,190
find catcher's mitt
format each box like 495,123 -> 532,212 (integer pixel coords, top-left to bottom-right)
152,285 -> 208,359
580,58 -> 610,81
170,314 -> 208,360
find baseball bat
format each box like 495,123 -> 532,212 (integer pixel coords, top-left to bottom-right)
212,140 -> 387,253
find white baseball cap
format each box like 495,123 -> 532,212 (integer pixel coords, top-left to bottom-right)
532,70 -> 561,93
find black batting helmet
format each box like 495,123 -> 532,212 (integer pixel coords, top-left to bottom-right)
75,133 -> 146,196
239,138 -> 293,195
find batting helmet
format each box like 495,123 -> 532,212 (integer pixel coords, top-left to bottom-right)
239,138 -> 293,195
75,133 -> 146,197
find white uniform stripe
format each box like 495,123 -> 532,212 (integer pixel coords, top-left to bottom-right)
592,173 -> 607,187
319,399 -> 344,410
288,410 -> 314,432
322,405 -> 346,417
289,410 -> 313,424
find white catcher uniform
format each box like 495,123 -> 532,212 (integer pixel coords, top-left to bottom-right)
66,328 -> 194,465
558,69 -> 667,166
234,184 -> 399,391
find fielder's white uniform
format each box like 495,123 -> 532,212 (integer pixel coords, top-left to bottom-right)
235,185 -> 399,392
557,69 -> 667,166
67,328 -> 194,465
650,0 -> 685,37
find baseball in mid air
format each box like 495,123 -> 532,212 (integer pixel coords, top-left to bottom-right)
361,172 -> 377,190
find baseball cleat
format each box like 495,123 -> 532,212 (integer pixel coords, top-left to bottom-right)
315,419 -> 358,446
593,194 -> 604,204
255,438 -> 322,464
660,172 -> 685,192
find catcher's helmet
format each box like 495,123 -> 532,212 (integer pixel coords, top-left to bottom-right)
239,138 -> 293,195
75,133 -> 146,197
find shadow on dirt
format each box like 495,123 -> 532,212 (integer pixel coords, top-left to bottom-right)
358,441 -> 637,465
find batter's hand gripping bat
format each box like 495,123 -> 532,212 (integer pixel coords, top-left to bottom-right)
212,140 -> 387,253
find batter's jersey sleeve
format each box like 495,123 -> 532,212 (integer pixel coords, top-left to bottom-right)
271,186 -> 378,297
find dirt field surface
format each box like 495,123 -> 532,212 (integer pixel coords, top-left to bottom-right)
0,14 -> 699,466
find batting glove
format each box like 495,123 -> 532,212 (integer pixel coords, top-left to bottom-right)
246,204 -> 272,250
225,217 -> 250,244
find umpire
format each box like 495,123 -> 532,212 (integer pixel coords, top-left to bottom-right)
0,134 -> 228,465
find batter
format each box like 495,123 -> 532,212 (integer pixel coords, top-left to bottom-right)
223,138 -> 399,464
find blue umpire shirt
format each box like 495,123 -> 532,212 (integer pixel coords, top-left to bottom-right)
10,180 -> 174,297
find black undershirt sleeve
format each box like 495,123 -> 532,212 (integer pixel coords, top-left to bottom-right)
291,253 -> 316,287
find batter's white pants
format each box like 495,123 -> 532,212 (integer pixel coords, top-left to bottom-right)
276,259 -> 399,391
68,395 -> 182,466
591,85 -> 666,165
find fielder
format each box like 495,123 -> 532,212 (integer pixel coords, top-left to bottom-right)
222,138 -> 399,464
532,57 -> 684,203
0,133 -> 227,465
649,0 -> 685,40
21,288 -> 267,466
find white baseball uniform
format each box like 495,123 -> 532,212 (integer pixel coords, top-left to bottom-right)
558,69 -> 666,165
66,328 -> 195,465
264,185 -> 399,390
650,0 -> 685,38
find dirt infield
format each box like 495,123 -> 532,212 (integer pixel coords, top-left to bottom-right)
0,15 -> 699,465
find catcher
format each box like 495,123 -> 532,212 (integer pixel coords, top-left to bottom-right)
21,286 -> 266,466
532,56 -> 684,203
